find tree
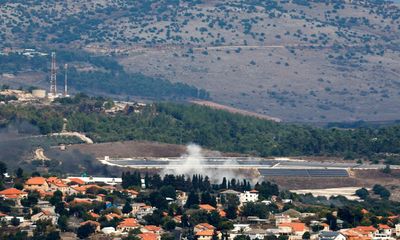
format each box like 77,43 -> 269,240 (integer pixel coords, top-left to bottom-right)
11,216 -> 20,226
163,219 -> 176,231
77,223 -> 96,239
0,161 -> 6,179
50,190 -> 63,205
122,201 -> 133,214
16,168 -> 23,178
220,177 -> 227,189
241,202 -> 269,219
45,231 -> 60,240
265,235 -> 278,240
234,235 -> 250,240
161,233 -> 175,240
21,191 -> 39,207
302,232 -> 311,239
326,213 -> 338,231
185,191 -> 199,208
355,188 -> 369,200
373,184 -> 391,200
212,230 -> 219,240
160,185 -> 176,199
382,164 -> 391,174
226,205 -> 238,219
57,215 -> 69,232
149,191 -> 168,210
143,210 -> 163,226
201,192 -> 216,207
278,236 -> 289,240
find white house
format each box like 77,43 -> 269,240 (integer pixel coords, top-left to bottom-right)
240,190 -> 259,204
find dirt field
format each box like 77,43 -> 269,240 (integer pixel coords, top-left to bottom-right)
266,169 -> 400,201
59,140 -> 245,159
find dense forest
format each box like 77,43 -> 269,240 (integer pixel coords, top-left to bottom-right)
0,95 -> 400,163
0,51 -> 209,100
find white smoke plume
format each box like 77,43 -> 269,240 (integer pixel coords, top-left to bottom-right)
161,143 -> 244,182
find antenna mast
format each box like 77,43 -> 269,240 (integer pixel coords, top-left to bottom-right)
64,63 -> 68,97
50,52 -> 57,97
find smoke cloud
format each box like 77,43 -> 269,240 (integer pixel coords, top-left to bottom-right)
161,143 -> 246,183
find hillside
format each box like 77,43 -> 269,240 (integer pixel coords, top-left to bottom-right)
1,0 -> 400,121
1,95 -> 400,162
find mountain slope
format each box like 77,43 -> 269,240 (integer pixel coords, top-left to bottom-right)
1,0 -> 400,121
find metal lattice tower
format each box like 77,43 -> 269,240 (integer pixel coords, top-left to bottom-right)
50,52 -> 57,96
64,63 -> 68,97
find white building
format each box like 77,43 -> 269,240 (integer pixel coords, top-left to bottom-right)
240,190 -> 259,204
396,224 -> 400,237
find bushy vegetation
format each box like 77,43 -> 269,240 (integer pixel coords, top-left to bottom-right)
0,51 -> 209,100
1,95 -> 400,160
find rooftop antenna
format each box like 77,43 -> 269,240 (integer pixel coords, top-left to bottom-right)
64,63 -> 68,97
50,52 -> 57,97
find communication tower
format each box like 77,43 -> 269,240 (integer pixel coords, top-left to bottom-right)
50,52 -> 57,97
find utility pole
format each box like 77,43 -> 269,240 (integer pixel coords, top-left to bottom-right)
64,63 -> 68,97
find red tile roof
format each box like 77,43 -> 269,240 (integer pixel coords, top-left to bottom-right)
144,225 -> 161,232
72,199 -> 92,205
25,177 -> 46,185
69,178 -> 85,185
199,204 -> 216,211
353,226 -> 377,233
279,222 -> 307,232
195,223 -> 215,230
88,212 -> 100,219
80,220 -> 100,227
219,210 -> 226,217
0,188 -> 25,196
196,230 -> 214,236
378,224 -> 391,230
139,232 -> 158,240
47,177 -> 59,183
106,213 -> 122,221
118,218 -> 140,228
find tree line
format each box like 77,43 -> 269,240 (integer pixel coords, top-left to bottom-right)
1,96 -> 400,161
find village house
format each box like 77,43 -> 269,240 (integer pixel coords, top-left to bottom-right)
0,188 -> 27,201
47,177 -> 69,193
24,177 -> 49,191
196,230 -> 220,240
142,225 -> 162,235
199,204 -> 216,212
176,190 -> 188,206
135,205 -> 156,220
31,210 -> 58,225
124,189 -> 139,199
278,222 -> 308,240
117,218 -> 141,232
373,224 -> 395,240
220,189 -> 241,198
274,213 -> 294,225
194,223 -> 216,233
239,190 -> 259,204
